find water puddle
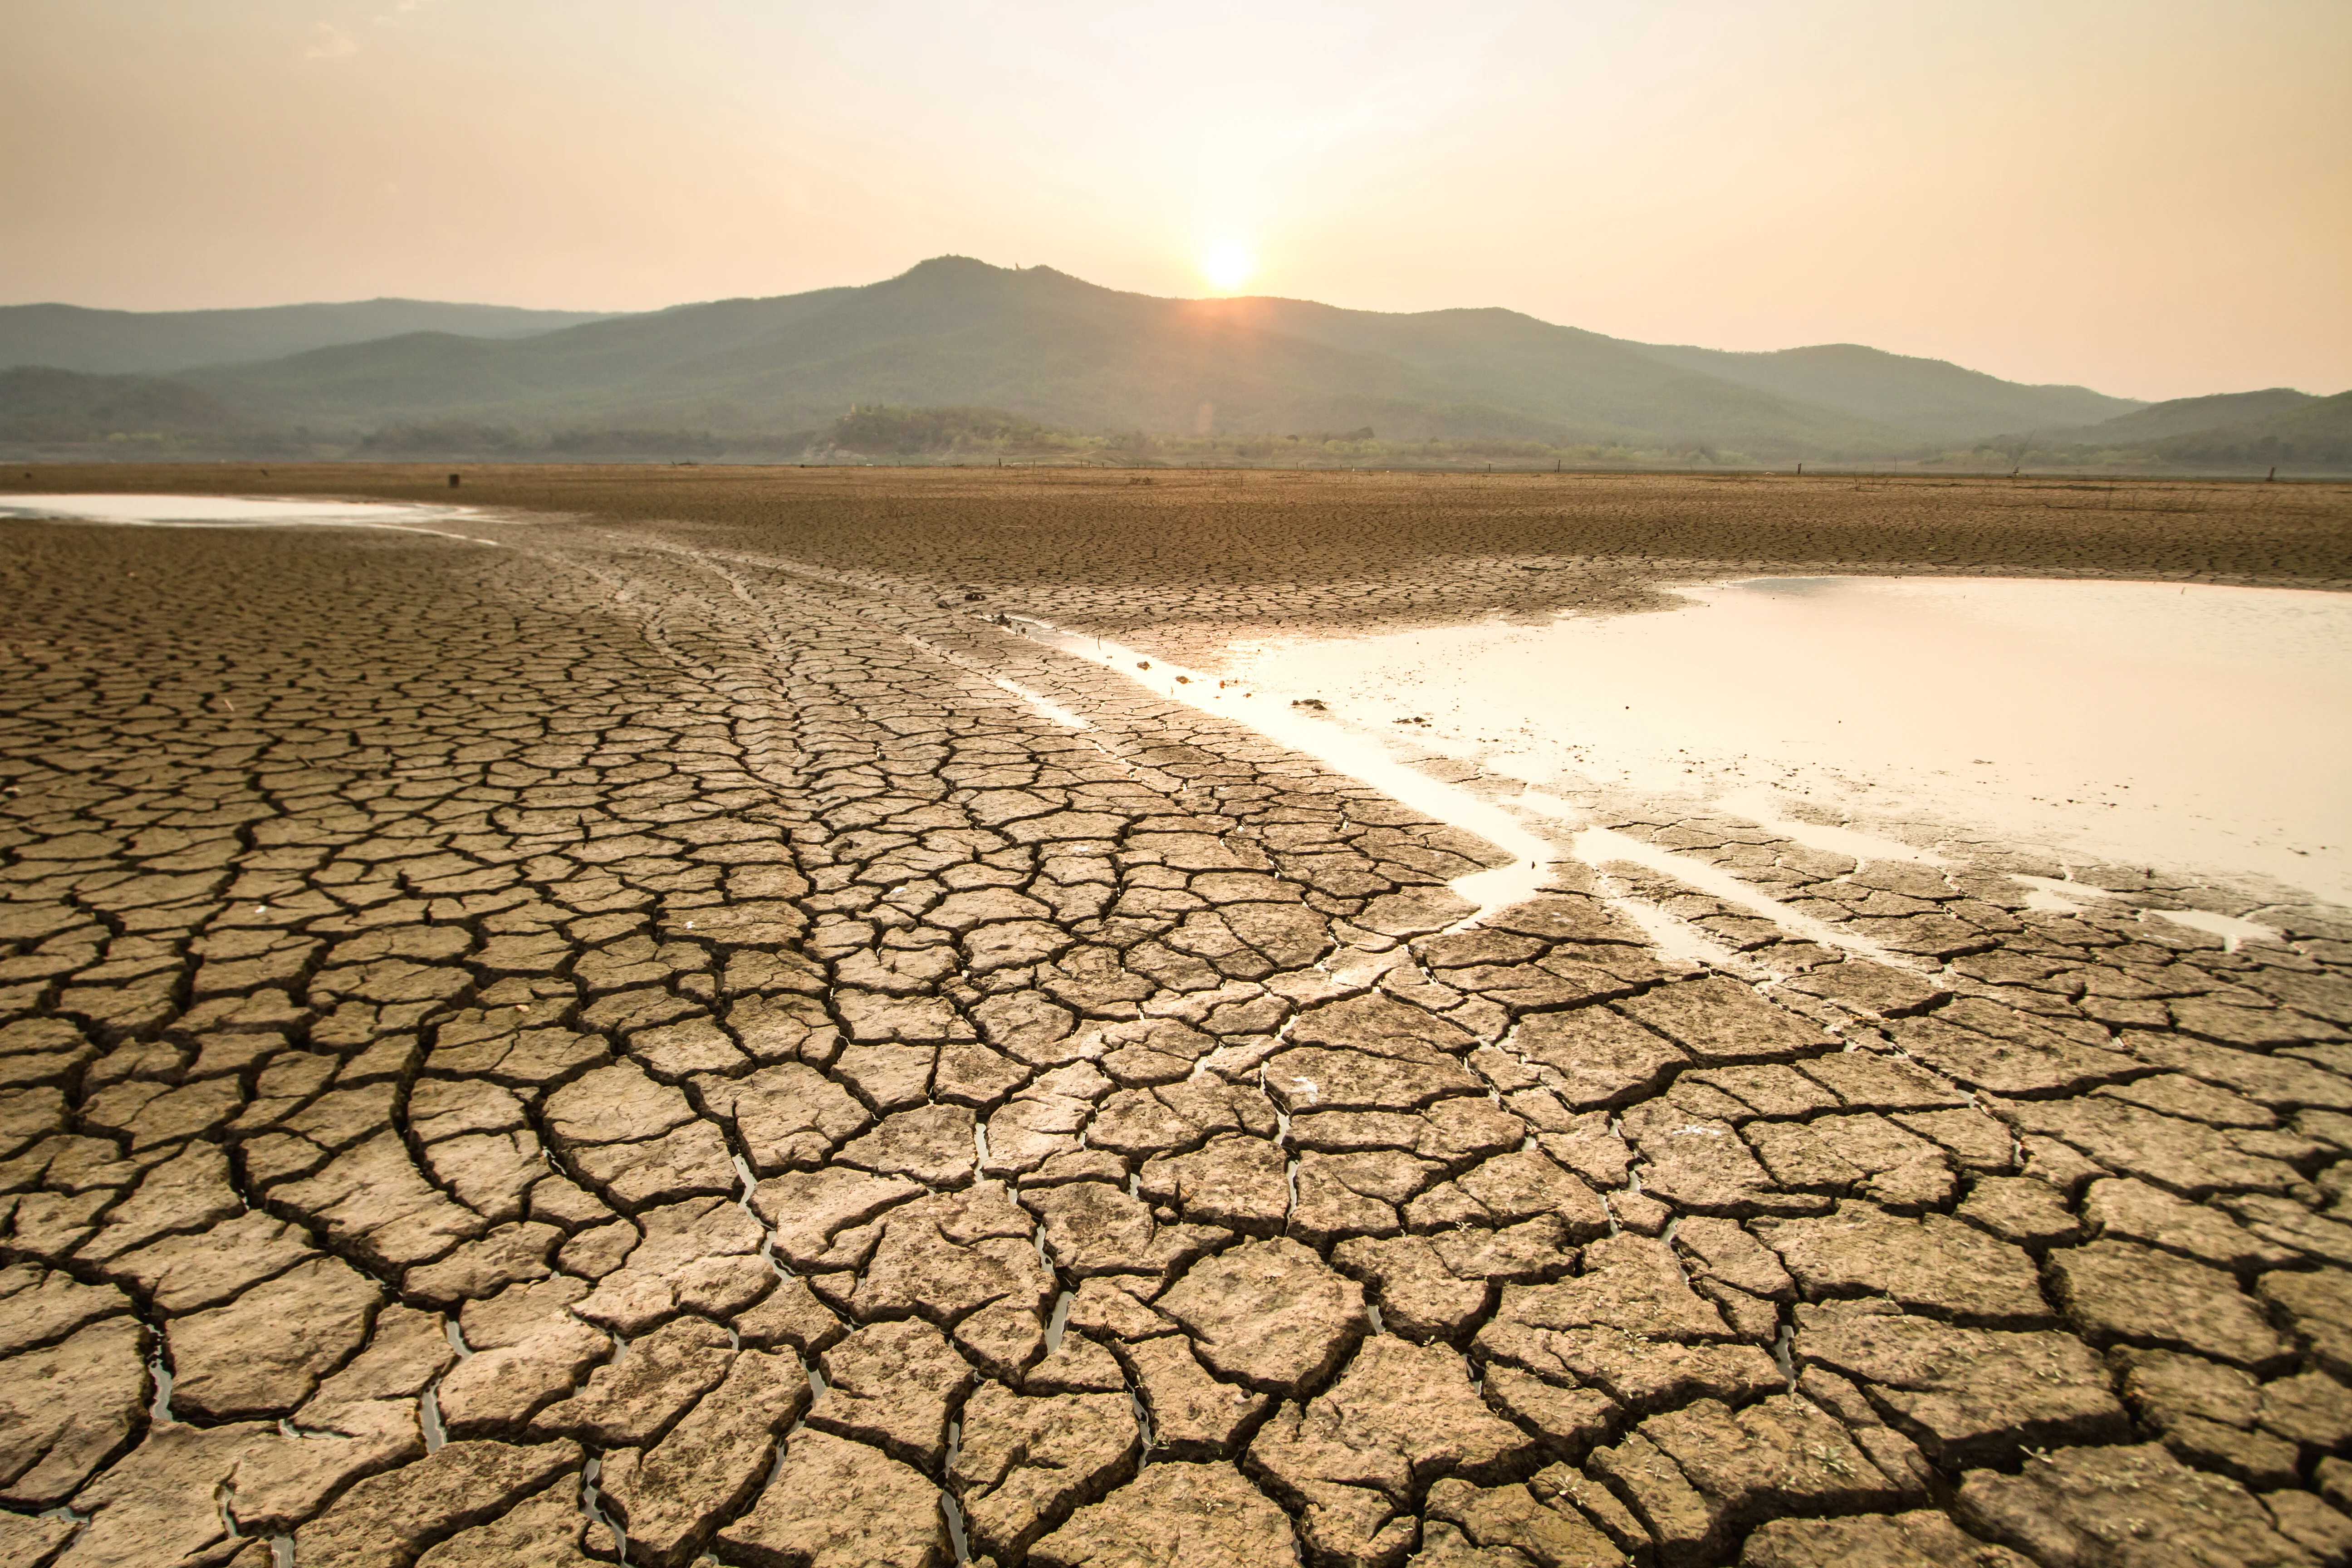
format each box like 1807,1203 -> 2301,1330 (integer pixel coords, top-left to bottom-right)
1008,617 -> 1555,927
0,493 -> 507,545
2009,874 -> 2113,915
1567,823 -> 1919,968
1216,577 -> 2352,907
1593,894 -> 1740,970
2148,907 -> 2281,951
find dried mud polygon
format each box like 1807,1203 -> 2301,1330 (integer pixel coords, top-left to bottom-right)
3,465 -> 2351,1567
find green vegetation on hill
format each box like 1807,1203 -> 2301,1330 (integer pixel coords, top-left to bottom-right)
2148,391 -> 2352,466
1936,389 -> 2352,473
1634,341 -> 2139,436
356,422 -> 738,458
0,299 -> 617,375
2066,388 -> 2317,444
832,406 -> 1058,455
0,366 -> 254,446
819,407 -> 1749,469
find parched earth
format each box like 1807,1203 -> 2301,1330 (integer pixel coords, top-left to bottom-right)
2,471 -> 2352,1568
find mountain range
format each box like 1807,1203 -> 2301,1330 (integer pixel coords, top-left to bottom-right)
0,258 -> 2341,466
0,299 -> 617,377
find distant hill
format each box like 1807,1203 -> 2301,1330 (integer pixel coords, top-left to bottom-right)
1955,387 -> 2348,470
0,367 -> 250,443
7,259 -> 2325,466
1187,296 -> 1906,449
170,259 -> 2003,456
2139,390 -> 2352,467
0,299 -> 622,374
1634,341 -> 2140,438
2069,388 -> 2316,444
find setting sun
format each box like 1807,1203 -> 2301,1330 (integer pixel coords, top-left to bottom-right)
1201,239 -> 1254,294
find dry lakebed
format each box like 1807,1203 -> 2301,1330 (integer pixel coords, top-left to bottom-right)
1,465 -> 2350,1568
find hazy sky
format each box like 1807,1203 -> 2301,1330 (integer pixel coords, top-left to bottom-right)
4,0 -> 2346,400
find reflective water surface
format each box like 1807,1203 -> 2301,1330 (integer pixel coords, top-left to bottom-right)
0,492 -> 502,543
1221,576 -> 2352,906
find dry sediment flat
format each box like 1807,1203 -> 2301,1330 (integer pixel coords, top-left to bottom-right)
0,467 -> 2350,1567
12,464 -> 2351,657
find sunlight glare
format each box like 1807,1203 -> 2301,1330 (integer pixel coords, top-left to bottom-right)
1201,240 -> 1254,294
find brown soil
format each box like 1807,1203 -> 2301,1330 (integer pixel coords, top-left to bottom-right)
10,465 -> 2348,645
4,467 -> 2352,1566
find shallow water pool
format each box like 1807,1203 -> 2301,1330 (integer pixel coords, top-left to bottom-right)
1222,576 -> 2352,906
0,492 -> 501,542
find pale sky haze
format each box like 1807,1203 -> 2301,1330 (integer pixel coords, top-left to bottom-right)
3,0 -> 2346,401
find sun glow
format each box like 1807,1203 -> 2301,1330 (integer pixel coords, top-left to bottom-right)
1201,240 -> 1255,294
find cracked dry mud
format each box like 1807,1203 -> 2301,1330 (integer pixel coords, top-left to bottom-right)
2,468 -> 2352,1568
